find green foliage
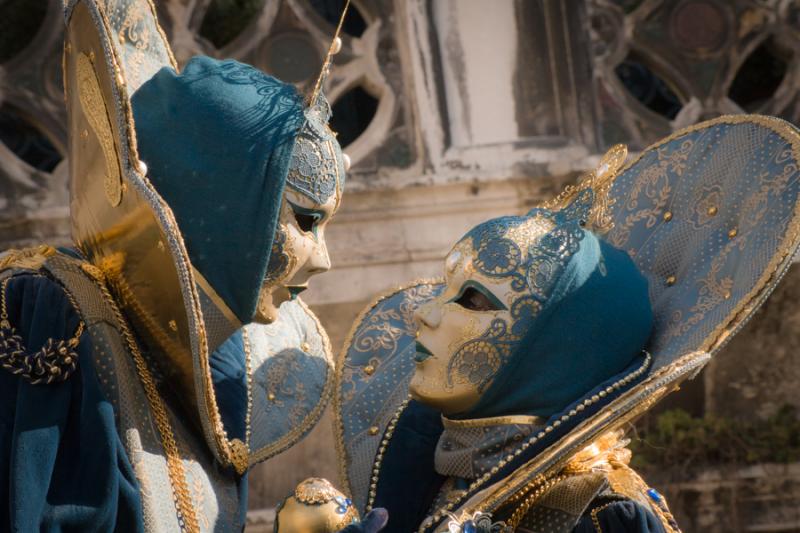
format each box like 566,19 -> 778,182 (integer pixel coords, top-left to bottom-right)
0,0 -> 47,63
630,405 -> 800,473
199,0 -> 266,49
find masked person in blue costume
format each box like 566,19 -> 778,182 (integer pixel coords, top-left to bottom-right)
0,0 -> 367,530
334,116 -> 800,533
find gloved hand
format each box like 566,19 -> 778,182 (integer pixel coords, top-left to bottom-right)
338,508 -> 389,533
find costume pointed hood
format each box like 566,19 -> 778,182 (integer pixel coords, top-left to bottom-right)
132,56 -> 305,323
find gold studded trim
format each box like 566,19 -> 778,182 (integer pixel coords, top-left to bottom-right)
85,267 -> 200,532
425,352 -> 707,532
333,278 -> 443,500
441,415 -> 544,430
617,115 -> 800,358
417,352 -> 654,531
247,297 -> 335,465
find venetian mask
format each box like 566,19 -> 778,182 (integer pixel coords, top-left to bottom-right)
410,191 -> 594,415
254,102 -> 349,323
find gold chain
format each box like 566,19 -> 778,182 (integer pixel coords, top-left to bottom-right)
83,264 -> 200,532
0,278 -> 11,329
505,474 -> 569,530
1,276 -> 85,347
590,502 -> 615,533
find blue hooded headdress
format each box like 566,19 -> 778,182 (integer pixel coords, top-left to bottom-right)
131,56 -> 305,323
461,220 -> 653,419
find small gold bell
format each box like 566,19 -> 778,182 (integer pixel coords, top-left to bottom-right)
275,478 -> 359,533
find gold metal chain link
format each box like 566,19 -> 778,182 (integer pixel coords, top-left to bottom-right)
82,264 -> 200,532
505,474 -> 570,530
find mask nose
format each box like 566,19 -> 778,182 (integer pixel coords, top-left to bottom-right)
307,237 -> 331,275
414,301 -> 441,330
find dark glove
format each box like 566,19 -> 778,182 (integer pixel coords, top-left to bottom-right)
338,508 -> 389,533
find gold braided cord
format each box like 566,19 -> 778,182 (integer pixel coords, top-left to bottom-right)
505,474 -> 570,530
307,0 -> 351,106
82,264 -> 200,533
337,278 -> 443,505
590,502 -> 615,533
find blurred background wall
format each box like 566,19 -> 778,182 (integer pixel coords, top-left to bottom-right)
1,0 -> 800,531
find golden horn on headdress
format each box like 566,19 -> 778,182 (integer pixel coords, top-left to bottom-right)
307,0 -> 351,107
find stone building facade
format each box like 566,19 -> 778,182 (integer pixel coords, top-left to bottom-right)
1,0 -> 800,530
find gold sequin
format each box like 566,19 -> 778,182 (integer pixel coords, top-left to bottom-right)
368,426 -> 380,436
728,228 -> 738,238
707,206 -> 718,216
662,211 -> 672,222
666,275 -> 676,286
363,365 -> 375,376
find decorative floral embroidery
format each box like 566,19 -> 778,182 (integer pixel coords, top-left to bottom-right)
446,191 -> 591,390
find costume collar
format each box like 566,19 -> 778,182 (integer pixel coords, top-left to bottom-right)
435,415 -> 543,479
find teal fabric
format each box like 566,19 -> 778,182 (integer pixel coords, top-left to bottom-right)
465,230 -> 653,419
210,330 -> 247,442
0,274 -> 144,532
132,56 -> 305,322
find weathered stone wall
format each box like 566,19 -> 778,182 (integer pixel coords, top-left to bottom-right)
645,463 -> 800,533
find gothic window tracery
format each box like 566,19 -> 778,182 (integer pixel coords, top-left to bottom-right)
589,0 -> 800,149
0,0 -> 410,248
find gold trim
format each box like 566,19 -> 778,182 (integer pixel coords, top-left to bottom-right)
247,297 -> 335,465
426,352 -> 705,532
616,115 -> 800,358
0,245 -> 57,271
333,277 -> 443,499
85,266 -> 200,532
66,0 -> 237,471
590,502 -> 615,533
143,0 -> 178,70
505,473 -> 570,530
441,415 -> 544,429
193,267 -> 241,328
366,396 -> 411,512
418,351 -> 654,531
76,52 -> 122,206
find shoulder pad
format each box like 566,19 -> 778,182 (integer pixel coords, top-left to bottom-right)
0,270 -> 84,385
0,245 -> 57,273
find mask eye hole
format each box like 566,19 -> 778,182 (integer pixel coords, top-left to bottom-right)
454,286 -> 502,312
294,211 -> 316,233
289,202 -> 323,235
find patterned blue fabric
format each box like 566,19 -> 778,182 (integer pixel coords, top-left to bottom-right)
0,275 -> 143,531
465,229 -> 653,419
132,56 -> 305,322
286,101 -> 346,205
605,117 -> 800,368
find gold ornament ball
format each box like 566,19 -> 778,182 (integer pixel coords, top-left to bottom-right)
274,478 -> 359,533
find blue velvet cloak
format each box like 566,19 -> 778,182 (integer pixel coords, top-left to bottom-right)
0,274 -> 143,532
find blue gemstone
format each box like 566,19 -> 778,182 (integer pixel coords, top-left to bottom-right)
345,498 -> 352,506
463,520 -> 477,533
647,488 -> 662,503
